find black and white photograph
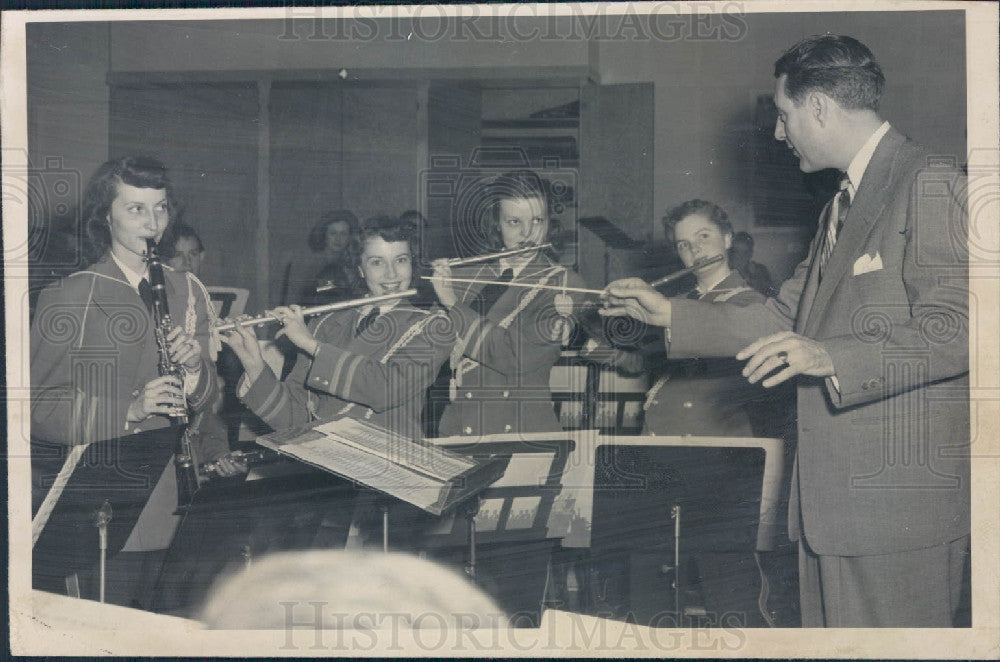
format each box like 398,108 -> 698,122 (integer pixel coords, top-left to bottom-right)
4,1 -> 999,656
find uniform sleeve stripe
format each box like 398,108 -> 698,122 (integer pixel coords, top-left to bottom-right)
340,354 -> 365,399
257,381 -> 285,419
327,350 -> 351,393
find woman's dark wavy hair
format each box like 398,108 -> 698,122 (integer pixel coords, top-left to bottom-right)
480,169 -> 564,255
661,199 -> 734,244
307,209 -> 361,253
774,34 -> 884,111
83,155 -> 178,258
347,215 -> 422,292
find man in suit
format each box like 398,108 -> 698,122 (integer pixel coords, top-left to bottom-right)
602,35 -> 969,627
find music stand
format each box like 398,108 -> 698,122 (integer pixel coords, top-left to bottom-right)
587,435 -> 786,626
31,426 -> 181,598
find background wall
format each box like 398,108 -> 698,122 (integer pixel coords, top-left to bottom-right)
26,10 -> 967,296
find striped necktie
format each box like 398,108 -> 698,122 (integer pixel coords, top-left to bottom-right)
819,175 -> 853,277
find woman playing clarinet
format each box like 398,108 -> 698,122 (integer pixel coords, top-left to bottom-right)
31,155 -> 218,447
30,155 -> 221,606
429,169 -> 587,436
221,215 -> 454,440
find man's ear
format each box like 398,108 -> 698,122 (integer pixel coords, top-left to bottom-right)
809,90 -> 830,127
724,233 -> 733,251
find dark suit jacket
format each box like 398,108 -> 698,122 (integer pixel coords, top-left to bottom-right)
30,254 -> 218,445
667,128 -> 969,556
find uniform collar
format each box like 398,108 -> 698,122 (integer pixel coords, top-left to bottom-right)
109,250 -> 148,291
358,295 -> 401,318
695,267 -> 733,297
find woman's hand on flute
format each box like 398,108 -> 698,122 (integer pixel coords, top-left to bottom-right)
430,259 -> 457,309
166,325 -> 202,371
271,305 -> 320,357
219,315 -> 267,384
599,278 -> 673,328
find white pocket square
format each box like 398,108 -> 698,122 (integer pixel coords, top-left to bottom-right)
853,251 -> 884,275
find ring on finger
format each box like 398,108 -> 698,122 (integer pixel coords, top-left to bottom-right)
776,350 -> 789,366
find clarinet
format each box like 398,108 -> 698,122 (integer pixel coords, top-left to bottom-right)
145,238 -> 199,506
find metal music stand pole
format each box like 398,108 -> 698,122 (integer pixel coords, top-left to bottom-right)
464,496 -> 482,581
381,505 -> 389,554
671,504 -> 681,622
94,499 -> 113,603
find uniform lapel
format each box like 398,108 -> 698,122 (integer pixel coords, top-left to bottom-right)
802,129 -> 904,335
87,256 -> 140,321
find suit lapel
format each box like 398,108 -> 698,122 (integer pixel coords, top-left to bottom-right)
802,129 -> 905,335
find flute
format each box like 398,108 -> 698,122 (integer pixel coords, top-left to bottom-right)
214,289 -> 418,332
648,254 -> 725,288
316,244 -> 553,293
445,243 -> 553,267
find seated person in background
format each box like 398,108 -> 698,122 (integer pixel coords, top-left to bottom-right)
429,170 -> 586,436
200,550 -> 504,629
730,230 -> 778,298
642,200 -> 771,437
160,220 -> 205,278
221,215 -> 455,441
299,209 -> 363,306
158,221 -> 246,478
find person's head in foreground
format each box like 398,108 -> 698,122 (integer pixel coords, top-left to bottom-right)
200,550 -> 504,630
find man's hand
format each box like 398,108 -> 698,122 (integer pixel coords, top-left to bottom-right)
599,278 -> 672,328
737,331 -> 835,388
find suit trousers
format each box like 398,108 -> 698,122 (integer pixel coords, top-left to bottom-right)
798,534 -> 970,627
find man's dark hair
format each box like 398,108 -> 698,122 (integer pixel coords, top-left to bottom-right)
661,199 -> 734,245
308,209 -> 361,253
774,34 -> 885,111
84,155 -> 177,255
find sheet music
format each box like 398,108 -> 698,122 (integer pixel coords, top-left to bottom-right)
313,418 -> 475,481
278,437 -> 443,511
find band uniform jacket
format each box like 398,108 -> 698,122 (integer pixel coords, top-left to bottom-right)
30,254 -> 218,447
667,128 -> 969,557
438,253 -> 585,436
643,271 -> 766,437
241,302 -> 454,440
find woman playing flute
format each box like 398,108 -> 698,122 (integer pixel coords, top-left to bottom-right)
642,199 -> 770,437
221,215 -> 454,440
429,169 -> 586,436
